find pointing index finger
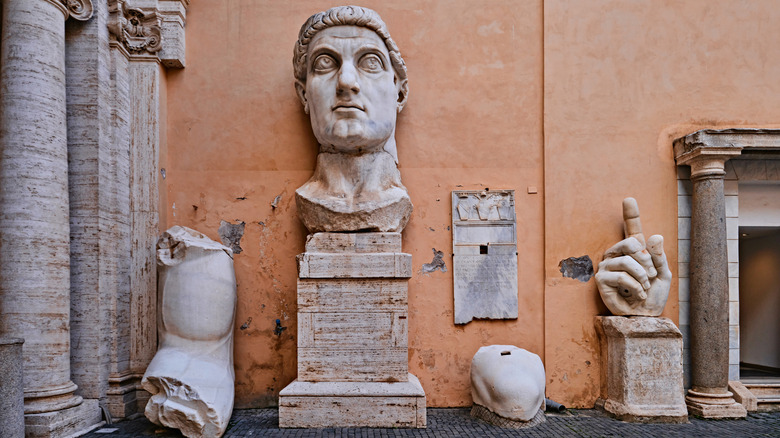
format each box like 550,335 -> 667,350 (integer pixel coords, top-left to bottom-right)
623,197 -> 645,248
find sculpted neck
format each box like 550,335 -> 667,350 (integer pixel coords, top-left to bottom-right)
317,135 -> 399,164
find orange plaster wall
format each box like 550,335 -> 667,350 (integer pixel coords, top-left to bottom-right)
164,0 -> 543,408
543,0 -> 780,406
163,0 -> 780,409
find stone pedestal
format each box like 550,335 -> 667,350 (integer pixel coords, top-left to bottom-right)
279,233 -> 426,428
594,316 -> 688,423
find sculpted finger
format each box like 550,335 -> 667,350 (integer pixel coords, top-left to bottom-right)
604,237 -> 657,280
623,197 -> 646,248
596,271 -> 647,301
604,236 -> 644,258
646,234 -> 671,280
600,256 -> 651,291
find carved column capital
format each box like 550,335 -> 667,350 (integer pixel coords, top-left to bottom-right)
43,0 -> 94,21
108,0 -> 162,59
63,0 -> 93,21
676,149 -> 740,180
674,129 -> 744,180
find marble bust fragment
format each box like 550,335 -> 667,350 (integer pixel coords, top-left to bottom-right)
293,6 -> 412,233
471,345 -> 546,426
142,226 -> 237,438
594,198 -> 672,316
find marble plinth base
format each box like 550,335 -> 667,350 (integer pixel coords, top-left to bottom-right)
283,232 -> 425,428
471,404 -> 545,429
25,399 -> 102,438
595,316 -> 688,423
686,389 -> 747,419
279,374 -> 426,428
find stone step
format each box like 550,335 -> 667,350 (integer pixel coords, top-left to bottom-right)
744,383 -> 780,398
740,382 -> 780,412
278,374 -> 426,428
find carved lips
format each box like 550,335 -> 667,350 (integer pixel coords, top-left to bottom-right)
332,102 -> 365,113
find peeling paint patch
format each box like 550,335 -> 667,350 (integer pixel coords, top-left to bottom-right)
240,317 -> 253,330
558,255 -> 594,282
271,194 -> 282,209
421,248 -> 447,273
219,220 -> 245,254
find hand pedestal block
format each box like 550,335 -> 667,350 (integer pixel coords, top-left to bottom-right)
594,316 -> 688,423
279,233 -> 426,428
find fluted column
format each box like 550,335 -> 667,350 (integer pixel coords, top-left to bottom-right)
675,142 -> 746,419
0,0 -> 100,435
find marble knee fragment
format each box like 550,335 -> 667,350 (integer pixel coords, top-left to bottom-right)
142,226 -> 237,438
470,345 -> 545,425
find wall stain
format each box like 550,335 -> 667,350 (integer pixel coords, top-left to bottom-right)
219,220 -> 245,254
558,255 -> 593,282
421,248 -> 447,273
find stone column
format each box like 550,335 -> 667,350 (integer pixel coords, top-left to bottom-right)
104,1 -> 189,417
675,145 -> 746,418
0,0 -> 101,436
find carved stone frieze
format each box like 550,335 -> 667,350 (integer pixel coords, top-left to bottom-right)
108,0 -> 162,56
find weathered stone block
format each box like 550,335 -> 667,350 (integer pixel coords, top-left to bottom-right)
298,312 -> 407,348
279,375 -> 426,428
305,232 -> 402,253
595,316 -> 688,423
298,252 -> 412,278
297,279 -> 408,312
25,400 -> 102,438
298,347 -> 408,382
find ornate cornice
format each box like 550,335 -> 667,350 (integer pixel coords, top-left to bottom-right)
108,0 -> 162,57
673,128 -> 780,180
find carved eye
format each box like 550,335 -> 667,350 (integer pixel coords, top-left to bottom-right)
358,54 -> 384,73
313,55 -> 337,73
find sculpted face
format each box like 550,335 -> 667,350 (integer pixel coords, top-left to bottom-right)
299,26 -> 403,154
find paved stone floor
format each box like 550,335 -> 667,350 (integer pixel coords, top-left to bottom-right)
85,408 -> 780,437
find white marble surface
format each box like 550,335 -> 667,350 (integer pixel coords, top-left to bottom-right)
595,198 -> 672,316
142,226 -> 236,438
293,6 -> 412,233
471,345 -> 545,422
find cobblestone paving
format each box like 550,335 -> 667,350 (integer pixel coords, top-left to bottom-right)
85,408 -> 780,438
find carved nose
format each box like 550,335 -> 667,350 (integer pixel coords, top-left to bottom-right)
337,64 -> 360,93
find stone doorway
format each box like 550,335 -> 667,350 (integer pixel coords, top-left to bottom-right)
739,225 -> 780,382
674,130 -> 780,416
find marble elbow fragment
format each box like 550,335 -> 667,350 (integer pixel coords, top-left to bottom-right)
142,226 -> 237,438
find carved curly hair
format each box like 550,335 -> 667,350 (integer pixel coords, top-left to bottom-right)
293,6 -> 408,84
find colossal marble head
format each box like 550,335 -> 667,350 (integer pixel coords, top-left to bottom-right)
294,6 -> 413,233
293,6 -> 409,156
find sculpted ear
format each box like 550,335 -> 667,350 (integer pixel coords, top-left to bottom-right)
295,80 -> 309,114
396,78 -> 409,113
